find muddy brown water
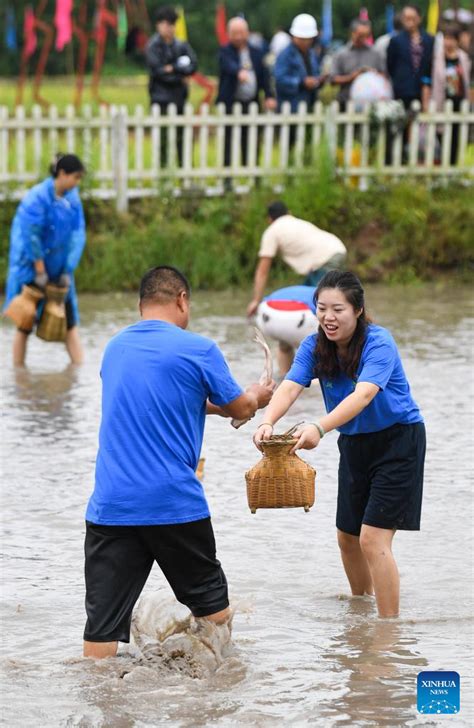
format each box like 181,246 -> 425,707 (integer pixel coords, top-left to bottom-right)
1,285 -> 473,727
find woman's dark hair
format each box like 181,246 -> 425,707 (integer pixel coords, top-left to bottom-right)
49,153 -> 85,178
314,271 -> 370,380
442,23 -> 461,41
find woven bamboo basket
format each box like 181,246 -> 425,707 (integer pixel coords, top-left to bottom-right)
36,284 -> 68,342
4,284 -> 43,332
245,436 -> 316,514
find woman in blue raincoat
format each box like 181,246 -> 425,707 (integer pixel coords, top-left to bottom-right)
5,154 -> 86,366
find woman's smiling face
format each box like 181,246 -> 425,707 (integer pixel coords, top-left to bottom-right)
316,287 -> 362,346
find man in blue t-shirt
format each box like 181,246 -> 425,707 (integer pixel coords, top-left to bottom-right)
83,266 -> 274,659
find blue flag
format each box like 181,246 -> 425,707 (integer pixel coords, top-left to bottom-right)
321,0 -> 333,47
386,4 -> 395,34
5,7 -> 18,51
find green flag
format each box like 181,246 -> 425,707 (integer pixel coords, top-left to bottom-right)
117,3 -> 128,51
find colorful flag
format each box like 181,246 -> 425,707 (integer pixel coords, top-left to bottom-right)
386,4 -> 394,34
427,0 -> 439,35
215,3 -> 228,46
175,6 -> 188,42
23,6 -> 37,59
54,0 -> 73,51
358,6 -> 373,45
321,0 -> 333,47
95,0 -> 117,45
5,7 -> 18,51
117,2 -> 128,50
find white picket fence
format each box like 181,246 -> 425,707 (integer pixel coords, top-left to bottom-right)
0,100 -> 472,211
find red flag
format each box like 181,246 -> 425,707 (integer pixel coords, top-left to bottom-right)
215,3 -> 228,46
55,0 -> 73,51
95,0 -> 117,45
23,6 -> 37,59
358,7 -> 373,45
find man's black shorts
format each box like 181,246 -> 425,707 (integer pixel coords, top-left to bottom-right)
83,517 -> 229,643
336,422 -> 426,536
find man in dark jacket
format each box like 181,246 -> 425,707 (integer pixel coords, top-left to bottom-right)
145,6 -> 197,164
387,4 -> 434,109
216,17 -> 276,176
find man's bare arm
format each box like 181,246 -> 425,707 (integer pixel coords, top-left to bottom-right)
247,257 -> 273,317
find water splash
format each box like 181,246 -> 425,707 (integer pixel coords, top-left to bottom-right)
129,592 -> 234,679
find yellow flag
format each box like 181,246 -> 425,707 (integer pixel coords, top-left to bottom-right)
175,7 -> 188,41
427,0 -> 439,35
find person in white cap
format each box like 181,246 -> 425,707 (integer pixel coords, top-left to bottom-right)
274,13 -> 325,112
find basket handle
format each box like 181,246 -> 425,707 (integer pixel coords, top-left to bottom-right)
280,421 -> 304,439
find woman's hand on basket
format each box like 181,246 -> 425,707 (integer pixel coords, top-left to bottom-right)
290,425 -> 321,454
253,423 -> 274,451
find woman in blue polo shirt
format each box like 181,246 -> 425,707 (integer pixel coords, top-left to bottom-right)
253,271 -> 426,618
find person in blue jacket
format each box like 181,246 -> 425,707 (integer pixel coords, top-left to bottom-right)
5,153 -> 86,366
254,271 -> 426,619
274,14 -> 323,112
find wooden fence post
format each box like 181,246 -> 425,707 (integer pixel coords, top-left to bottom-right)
324,101 -> 338,165
112,106 -> 128,213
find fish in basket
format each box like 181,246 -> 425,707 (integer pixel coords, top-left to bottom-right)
245,429 -> 316,514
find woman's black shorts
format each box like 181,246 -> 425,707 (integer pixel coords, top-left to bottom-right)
337,422 -> 426,536
83,517 -> 229,643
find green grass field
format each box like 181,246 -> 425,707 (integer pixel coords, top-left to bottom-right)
0,75 -> 211,113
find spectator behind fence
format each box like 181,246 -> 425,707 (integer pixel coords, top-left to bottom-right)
269,27 -> 291,60
425,27 -> 471,164
145,6 -> 197,164
274,14 -> 322,112
374,14 -> 403,64
331,19 -> 385,110
386,5 -> 434,110
216,16 -> 276,176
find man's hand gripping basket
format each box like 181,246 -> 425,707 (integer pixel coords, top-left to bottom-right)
245,433 -> 316,514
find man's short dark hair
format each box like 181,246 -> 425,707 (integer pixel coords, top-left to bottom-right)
350,19 -> 371,33
267,201 -> 288,220
155,6 -> 178,25
139,266 -> 190,305
402,4 -> 422,17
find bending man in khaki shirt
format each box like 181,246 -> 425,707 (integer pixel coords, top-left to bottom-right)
247,201 -> 347,318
